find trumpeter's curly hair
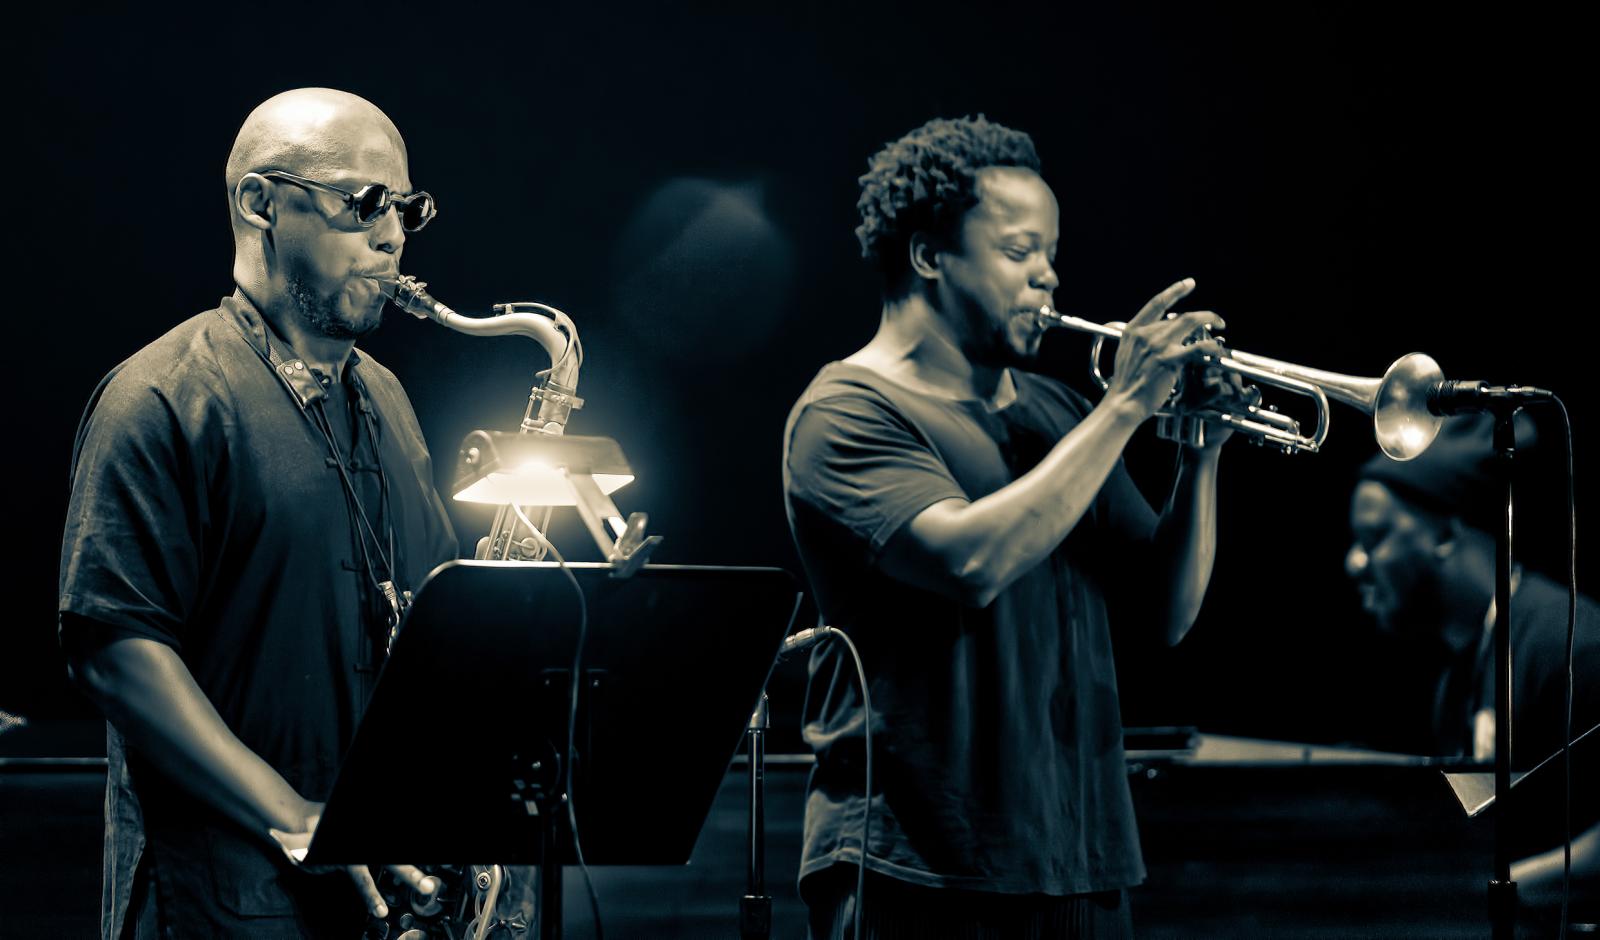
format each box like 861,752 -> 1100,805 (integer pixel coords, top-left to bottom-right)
855,115 -> 1041,296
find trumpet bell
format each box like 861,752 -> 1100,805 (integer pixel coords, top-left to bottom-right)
1373,353 -> 1445,461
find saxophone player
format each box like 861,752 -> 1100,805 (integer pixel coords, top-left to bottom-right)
59,88 -> 457,938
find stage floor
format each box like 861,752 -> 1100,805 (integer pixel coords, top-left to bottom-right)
0,729 -> 1528,938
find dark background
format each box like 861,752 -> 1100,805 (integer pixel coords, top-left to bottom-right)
7,5 -> 1591,754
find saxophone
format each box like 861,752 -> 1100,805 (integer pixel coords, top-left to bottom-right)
377,275 -> 583,562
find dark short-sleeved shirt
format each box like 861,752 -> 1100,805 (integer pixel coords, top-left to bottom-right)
782,361 -> 1157,897
1435,573 -> 1600,767
1433,573 -> 1600,861
58,291 -> 458,938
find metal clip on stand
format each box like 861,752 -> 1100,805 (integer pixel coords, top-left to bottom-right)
741,693 -> 772,939
565,471 -> 663,578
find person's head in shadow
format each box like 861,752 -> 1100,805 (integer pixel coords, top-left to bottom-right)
1344,413 -> 1538,662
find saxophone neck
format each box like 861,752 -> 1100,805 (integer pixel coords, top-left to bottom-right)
379,275 -> 584,433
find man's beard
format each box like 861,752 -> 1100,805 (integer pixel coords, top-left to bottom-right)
964,304 -> 1036,371
286,271 -> 382,341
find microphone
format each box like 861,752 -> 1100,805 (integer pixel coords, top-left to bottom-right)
1428,381 -> 1555,415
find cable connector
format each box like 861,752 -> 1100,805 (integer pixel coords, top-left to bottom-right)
779,626 -> 835,658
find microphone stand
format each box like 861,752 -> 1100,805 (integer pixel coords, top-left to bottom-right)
1424,380 -> 1554,937
1487,406 -> 1519,940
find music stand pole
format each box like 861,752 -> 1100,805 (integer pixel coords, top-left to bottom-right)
1488,407 -> 1518,939
740,693 -> 773,939
543,793 -> 564,940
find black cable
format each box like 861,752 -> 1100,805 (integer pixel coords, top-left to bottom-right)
1553,396 -> 1576,938
819,627 -> 872,940
781,624 -> 873,936
542,539 -> 605,940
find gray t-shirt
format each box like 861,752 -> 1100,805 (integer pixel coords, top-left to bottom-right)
783,361 -> 1154,897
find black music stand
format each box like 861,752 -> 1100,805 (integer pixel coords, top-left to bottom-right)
305,560 -> 802,939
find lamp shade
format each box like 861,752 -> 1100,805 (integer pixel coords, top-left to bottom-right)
453,432 -> 635,506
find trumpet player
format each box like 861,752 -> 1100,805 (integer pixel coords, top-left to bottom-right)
782,115 -> 1238,939
58,88 -> 457,938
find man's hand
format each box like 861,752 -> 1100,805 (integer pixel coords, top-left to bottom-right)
269,804 -> 440,919
1106,278 -> 1227,421
1176,355 -> 1258,453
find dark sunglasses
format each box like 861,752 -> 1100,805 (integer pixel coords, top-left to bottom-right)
260,170 -> 436,232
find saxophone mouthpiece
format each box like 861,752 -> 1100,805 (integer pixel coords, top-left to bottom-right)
378,274 -> 455,321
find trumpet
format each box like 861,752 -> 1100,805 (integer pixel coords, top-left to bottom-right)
1034,306 -> 1445,460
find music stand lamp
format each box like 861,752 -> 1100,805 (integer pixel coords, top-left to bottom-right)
454,430 -> 662,576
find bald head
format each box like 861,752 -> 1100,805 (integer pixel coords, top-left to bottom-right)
227,89 -> 416,349
226,88 -> 407,192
